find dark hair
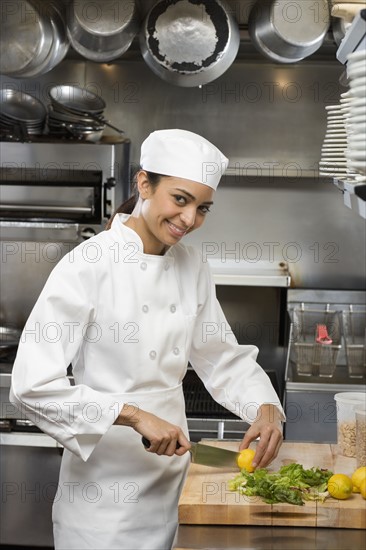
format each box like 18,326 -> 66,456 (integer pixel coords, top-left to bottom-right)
105,170 -> 163,230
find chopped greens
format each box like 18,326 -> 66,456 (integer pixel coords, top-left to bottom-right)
228,463 -> 333,506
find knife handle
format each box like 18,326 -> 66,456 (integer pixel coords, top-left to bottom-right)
141,436 -> 181,449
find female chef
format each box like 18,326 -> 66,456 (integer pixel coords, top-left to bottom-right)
10,129 -> 284,550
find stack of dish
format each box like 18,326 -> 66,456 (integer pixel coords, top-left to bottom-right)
320,49 -> 366,185
0,89 -> 46,139
47,107 -> 106,142
319,101 -> 348,179
345,50 -> 366,179
47,85 -> 106,142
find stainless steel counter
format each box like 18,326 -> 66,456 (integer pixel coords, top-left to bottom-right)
173,525 -> 366,549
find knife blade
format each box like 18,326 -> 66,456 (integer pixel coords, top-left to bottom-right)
141,437 -> 240,468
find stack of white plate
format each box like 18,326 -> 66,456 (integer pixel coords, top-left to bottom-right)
345,50 -> 366,179
319,102 -> 348,178
320,49 -> 366,184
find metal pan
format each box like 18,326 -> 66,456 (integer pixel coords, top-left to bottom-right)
248,0 -> 330,64
20,1 -> 70,77
0,0 -> 54,76
48,122 -> 105,142
66,0 -> 140,62
49,85 -> 106,114
0,89 -> 47,122
139,0 -> 240,87
48,85 -> 124,134
66,32 -> 137,63
48,107 -> 104,126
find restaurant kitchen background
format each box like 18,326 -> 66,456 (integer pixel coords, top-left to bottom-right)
0,1 -> 365,547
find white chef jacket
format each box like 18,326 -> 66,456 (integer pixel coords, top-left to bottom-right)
10,213 -> 284,550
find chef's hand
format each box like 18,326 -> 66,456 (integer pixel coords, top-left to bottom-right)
239,404 -> 283,469
115,403 -> 190,457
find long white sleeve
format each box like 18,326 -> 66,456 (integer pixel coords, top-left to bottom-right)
10,246 -> 123,461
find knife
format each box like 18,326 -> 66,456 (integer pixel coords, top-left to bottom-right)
141,437 -> 240,468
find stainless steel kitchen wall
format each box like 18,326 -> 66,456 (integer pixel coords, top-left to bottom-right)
1,45 -> 364,289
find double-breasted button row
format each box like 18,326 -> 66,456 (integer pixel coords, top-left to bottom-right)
148,348 -> 180,360
142,304 -> 176,314
139,262 -> 171,271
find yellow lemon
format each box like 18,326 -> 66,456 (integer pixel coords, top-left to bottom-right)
237,448 -> 256,472
327,474 -> 353,500
360,479 -> 366,499
351,467 -> 366,492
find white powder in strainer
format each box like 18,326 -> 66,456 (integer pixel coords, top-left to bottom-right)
153,1 -> 218,66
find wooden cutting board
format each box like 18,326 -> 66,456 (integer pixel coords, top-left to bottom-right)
178,441 -> 366,529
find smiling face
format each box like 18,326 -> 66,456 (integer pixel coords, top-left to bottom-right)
126,171 -> 214,255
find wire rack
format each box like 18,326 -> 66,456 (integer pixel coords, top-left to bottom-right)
342,308 -> 366,378
183,371 -> 239,419
290,306 -> 342,377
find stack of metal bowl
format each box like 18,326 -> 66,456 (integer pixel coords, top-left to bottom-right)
47,85 -> 107,142
0,89 -> 47,139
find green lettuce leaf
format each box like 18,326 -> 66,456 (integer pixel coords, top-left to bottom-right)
228,462 -> 333,506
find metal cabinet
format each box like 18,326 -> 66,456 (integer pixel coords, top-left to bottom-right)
0,433 -> 62,547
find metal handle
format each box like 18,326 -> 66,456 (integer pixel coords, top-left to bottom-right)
83,112 -> 124,134
102,119 -> 125,134
103,177 -> 116,219
217,421 -> 225,439
0,204 -> 93,214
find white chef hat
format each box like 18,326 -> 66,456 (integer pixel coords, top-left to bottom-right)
140,129 -> 229,190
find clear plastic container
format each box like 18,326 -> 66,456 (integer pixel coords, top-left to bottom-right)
291,308 -> 342,377
342,309 -> 366,378
334,392 -> 366,457
355,404 -> 366,468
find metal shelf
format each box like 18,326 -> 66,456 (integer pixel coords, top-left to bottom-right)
333,178 -> 366,219
337,9 -> 366,65
208,259 -> 291,287
0,432 -> 60,448
225,166 -> 320,179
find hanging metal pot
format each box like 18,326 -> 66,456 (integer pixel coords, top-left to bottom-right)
248,0 -> 331,63
0,0 -> 54,76
0,0 -> 69,78
19,1 -> 70,78
66,0 -> 140,62
139,0 -> 240,87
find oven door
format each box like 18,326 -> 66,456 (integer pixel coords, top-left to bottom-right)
0,167 -> 102,224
